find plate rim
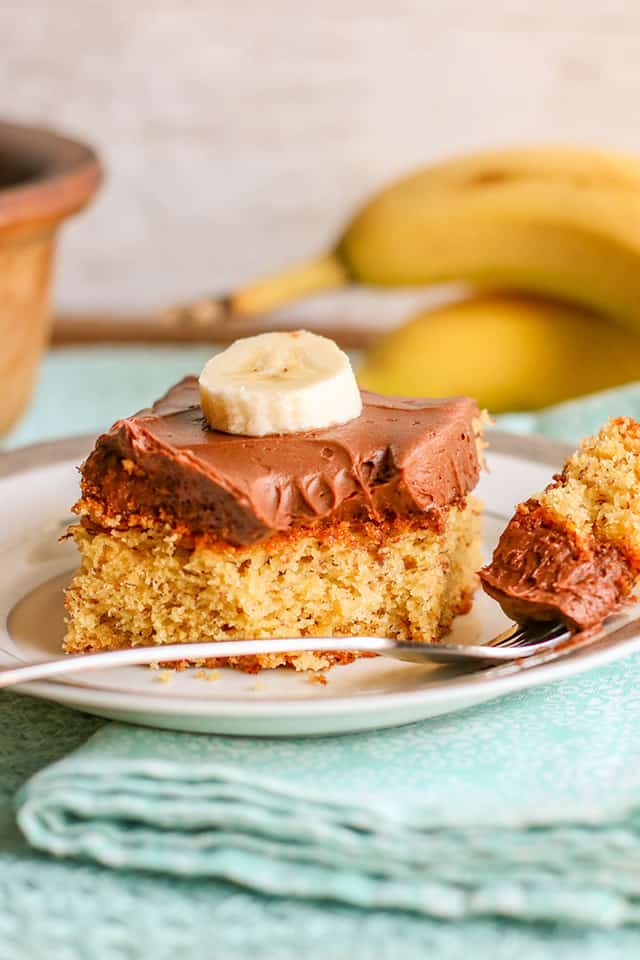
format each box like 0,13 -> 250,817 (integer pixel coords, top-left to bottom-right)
12,623 -> 640,717
7,427 -> 632,726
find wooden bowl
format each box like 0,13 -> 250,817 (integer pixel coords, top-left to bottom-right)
0,122 -> 101,437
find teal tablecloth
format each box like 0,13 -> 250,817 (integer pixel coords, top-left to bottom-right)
3,347 -> 640,960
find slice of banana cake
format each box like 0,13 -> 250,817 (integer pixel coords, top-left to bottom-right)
480,417 -> 640,630
64,332 -> 484,672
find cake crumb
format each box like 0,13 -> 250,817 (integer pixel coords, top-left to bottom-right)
195,669 -> 220,682
308,673 -> 328,686
155,670 -> 174,684
149,661 -> 160,670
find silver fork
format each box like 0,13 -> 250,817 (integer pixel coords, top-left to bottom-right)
0,620 -> 571,688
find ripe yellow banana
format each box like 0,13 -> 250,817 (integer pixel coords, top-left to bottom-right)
357,295 -> 640,413
210,147 -> 640,333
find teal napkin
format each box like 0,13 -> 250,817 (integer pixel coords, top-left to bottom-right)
15,658 -> 640,927
6,348 -> 640,958
498,381 -> 640,441
4,345 -> 217,449
6,690 -> 639,960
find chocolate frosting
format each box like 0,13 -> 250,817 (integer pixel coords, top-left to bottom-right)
80,377 -> 480,545
480,502 -> 635,630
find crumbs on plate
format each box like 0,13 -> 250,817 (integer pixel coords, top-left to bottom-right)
194,669 -> 221,682
154,670 -> 174,684
308,673 -> 328,686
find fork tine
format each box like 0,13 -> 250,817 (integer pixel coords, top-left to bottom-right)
492,620 -> 570,649
490,623 -> 530,647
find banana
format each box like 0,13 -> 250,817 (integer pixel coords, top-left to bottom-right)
198,330 -> 362,436
196,147 -> 640,333
358,294 -> 640,413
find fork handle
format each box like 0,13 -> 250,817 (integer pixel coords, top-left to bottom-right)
0,637 -> 396,689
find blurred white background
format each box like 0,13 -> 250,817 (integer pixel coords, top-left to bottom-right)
1,0 -> 639,321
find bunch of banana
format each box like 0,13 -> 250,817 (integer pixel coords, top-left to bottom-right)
177,146 -> 640,411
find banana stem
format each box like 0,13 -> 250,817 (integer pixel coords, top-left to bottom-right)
164,252 -> 350,330
229,252 -> 349,317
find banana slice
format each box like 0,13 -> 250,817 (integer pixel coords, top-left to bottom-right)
198,330 -> 362,436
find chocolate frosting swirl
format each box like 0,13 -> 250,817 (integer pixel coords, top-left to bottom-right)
480,502 -> 635,630
80,377 -> 480,546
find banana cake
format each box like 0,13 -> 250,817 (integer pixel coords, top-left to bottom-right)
480,417 -> 640,630
64,332 -> 484,672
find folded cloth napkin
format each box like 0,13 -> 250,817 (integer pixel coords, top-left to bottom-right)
16,650 -> 640,928
9,350 -> 640,957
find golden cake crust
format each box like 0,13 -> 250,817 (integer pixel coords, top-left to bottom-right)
64,500 -> 482,670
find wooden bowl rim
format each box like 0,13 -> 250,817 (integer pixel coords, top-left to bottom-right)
0,120 -> 102,232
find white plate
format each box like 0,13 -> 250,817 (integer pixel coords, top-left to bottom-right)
2,432 -> 640,736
